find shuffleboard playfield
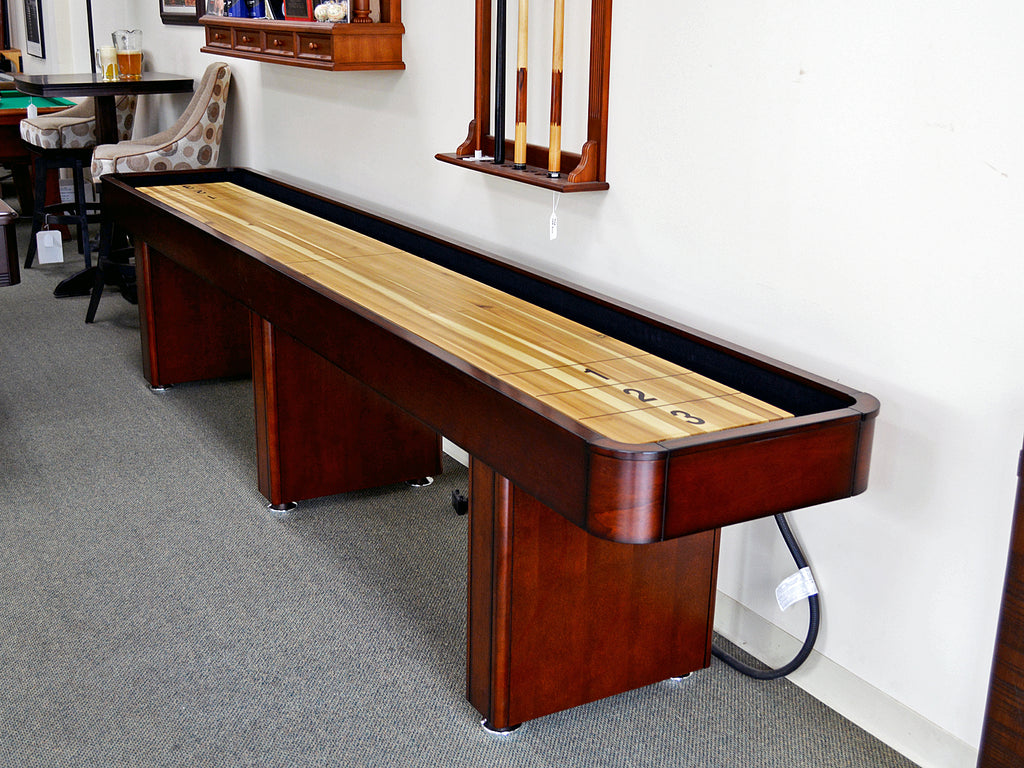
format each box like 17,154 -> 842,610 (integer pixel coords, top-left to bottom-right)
139,180 -> 792,446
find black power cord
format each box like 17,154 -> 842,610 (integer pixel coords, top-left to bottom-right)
711,512 -> 821,680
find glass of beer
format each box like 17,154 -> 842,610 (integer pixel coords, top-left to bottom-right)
111,29 -> 143,80
95,46 -> 118,81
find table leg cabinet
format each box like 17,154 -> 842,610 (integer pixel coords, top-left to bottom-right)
468,458 -> 719,730
249,313 -> 442,507
137,243 -> 252,387
136,242 -> 442,508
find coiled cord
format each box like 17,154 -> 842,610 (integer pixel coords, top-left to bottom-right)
711,512 -> 820,680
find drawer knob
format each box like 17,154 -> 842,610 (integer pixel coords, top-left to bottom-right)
272,38 -> 284,46
241,35 -> 252,43
213,33 -> 224,40
308,41 -> 319,50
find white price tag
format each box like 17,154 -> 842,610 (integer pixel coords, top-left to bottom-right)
776,567 -> 818,611
549,192 -> 560,240
36,229 -> 63,264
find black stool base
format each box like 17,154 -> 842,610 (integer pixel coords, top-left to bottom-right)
54,267 -> 96,298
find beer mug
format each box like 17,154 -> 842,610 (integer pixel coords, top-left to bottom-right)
95,45 -> 118,81
111,29 -> 143,80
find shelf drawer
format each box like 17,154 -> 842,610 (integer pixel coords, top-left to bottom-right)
234,29 -> 263,52
264,31 -> 296,57
205,25 -> 233,49
297,32 -> 333,62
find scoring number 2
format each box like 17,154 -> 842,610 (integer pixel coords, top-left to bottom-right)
585,370 -> 706,425
622,388 -> 656,403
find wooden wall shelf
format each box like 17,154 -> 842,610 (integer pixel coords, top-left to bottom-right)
199,3 -> 403,71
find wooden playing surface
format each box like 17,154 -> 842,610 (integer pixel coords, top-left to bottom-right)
139,182 -> 792,444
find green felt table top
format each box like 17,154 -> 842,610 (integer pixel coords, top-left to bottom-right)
0,94 -> 75,112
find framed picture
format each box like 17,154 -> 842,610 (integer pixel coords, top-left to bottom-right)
160,0 -> 206,25
23,0 -> 43,58
283,0 -> 312,20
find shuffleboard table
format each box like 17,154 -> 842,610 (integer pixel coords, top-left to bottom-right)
101,167 -> 879,731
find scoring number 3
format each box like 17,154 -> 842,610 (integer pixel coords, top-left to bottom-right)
670,409 -> 705,425
620,386 -> 707,425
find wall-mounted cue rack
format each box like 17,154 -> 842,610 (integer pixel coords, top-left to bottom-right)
436,0 -> 612,193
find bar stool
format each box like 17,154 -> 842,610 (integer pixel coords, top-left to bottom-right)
87,63 -> 231,323
20,95 -> 137,272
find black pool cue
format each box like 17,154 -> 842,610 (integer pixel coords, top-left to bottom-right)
494,0 -> 507,165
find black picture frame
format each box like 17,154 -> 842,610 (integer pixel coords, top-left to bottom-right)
283,0 -> 312,20
1,0 -> 12,50
160,0 -> 206,25
23,0 -> 43,58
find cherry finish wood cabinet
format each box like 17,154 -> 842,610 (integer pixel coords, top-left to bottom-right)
199,1 -> 403,71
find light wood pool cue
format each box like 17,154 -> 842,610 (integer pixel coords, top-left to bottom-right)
513,0 -> 529,170
548,0 -> 565,177
494,0 -> 507,165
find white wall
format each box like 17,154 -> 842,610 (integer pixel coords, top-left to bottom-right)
14,2 -> 1023,766
8,0 -> 95,73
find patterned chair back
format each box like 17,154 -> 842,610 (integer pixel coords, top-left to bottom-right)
91,62 -> 231,177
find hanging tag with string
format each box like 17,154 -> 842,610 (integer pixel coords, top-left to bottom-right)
36,222 -> 63,264
549,191 -> 560,240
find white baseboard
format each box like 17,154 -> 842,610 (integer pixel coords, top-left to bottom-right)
442,440 -> 470,467
714,593 -> 977,768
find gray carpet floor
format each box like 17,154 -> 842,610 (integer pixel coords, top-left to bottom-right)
0,215 -> 919,767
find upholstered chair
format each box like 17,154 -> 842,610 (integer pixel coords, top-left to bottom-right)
89,62 -> 231,178
20,95 -> 137,271
20,95 -> 137,150
86,62 -> 231,323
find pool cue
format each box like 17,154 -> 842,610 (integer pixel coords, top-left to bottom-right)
548,0 -> 564,177
513,0 -> 529,170
494,0 -> 507,165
